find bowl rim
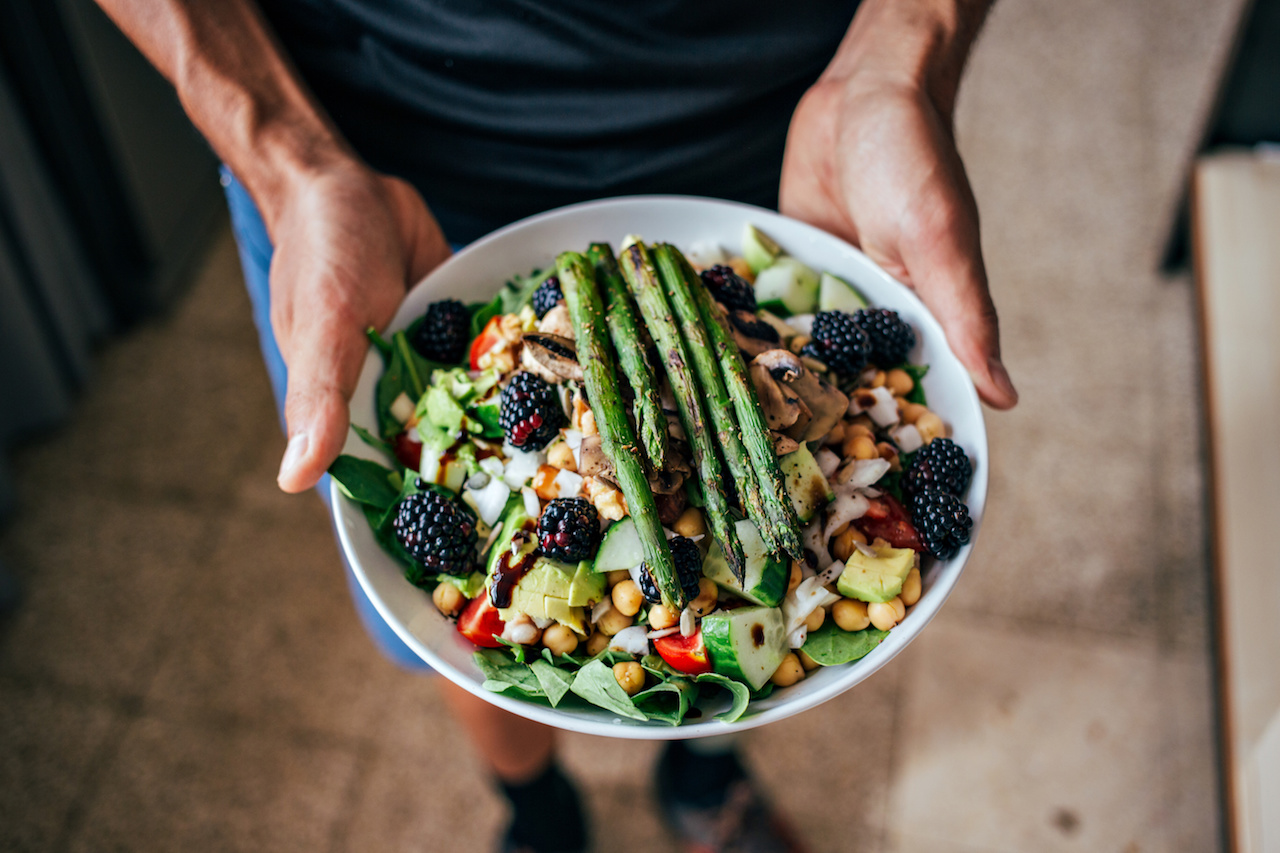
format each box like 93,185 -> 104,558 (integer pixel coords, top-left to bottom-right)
330,194 -> 988,739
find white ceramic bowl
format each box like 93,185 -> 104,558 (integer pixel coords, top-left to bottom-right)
331,195 -> 988,739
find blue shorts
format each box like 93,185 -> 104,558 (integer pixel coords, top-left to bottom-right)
220,166 -> 432,671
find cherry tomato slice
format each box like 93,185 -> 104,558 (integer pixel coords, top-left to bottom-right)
654,629 -> 713,675
469,316 -> 504,371
855,494 -> 923,552
456,592 -> 506,648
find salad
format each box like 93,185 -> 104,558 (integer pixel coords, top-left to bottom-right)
330,225 -> 974,726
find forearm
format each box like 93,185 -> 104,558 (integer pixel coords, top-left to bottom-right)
825,0 -> 994,118
94,0 -> 354,235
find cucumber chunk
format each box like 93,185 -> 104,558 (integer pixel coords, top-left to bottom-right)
593,517 -> 644,573
701,606 -> 788,691
818,272 -> 868,313
753,258 -> 820,316
780,444 -> 833,523
742,223 -> 783,273
703,519 -> 788,606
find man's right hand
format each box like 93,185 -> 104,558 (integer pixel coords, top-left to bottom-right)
269,162 -> 452,492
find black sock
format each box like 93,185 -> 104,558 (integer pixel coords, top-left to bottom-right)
499,763 -> 587,853
657,740 -> 747,809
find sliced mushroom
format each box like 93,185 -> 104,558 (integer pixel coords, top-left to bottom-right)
750,349 -> 849,443
537,304 -> 575,340
577,434 -> 613,480
521,333 -> 582,383
771,432 -> 801,456
728,310 -> 782,359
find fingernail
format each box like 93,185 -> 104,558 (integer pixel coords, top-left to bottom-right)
988,356 -> 1019,404
278,432 -> 309,485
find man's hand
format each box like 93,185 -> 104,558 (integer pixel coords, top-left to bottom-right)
270,163 -> 452,492
779,0 -> 1017,409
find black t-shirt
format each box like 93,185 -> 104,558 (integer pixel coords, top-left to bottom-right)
259,0 -> 859,243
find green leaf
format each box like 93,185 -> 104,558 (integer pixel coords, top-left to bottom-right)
569,660 -> 647,721
437,571 -> 487,599
493,636 -> 530,663
634,677 -> 697,726
903,363 -> 929,405
469,295 -> 504,340
351,424 -> 393,457
694,672 -> 752,723
367,326 -> 393,358
328,455 -> 400,511
501,267 -> 555,314
375,329 -> 449,439
530,659 -> 574,707
802,624 -> 889,666
474,649 -> 544,697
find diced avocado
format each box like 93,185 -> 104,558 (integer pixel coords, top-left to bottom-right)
780,443 -> 833,522
837,543 -> 916,603
567,562 -> 606,607
540,596 -> 586,635
485,500 -> 533,576
594,517 -> 644,573
742,223 -> 783,273
512,559 -> 576,602
753,257 -> 820,316
818,272 -> 868,313
701,606 -> 788,691
703,519 -> 788,607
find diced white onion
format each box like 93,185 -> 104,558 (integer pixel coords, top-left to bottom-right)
389,391 -> 415,424
868,386 -> 900,427
804,518 -> 833,569
843,458 -> 891,490
680,607 -> 696,637
646,626 -> 681,639
815,447 -> 841,480
503,445 -> 545,489
592,598 -> 614,624
531,616 -> 553,630
787,624 -> 808,649
420,451 -> 441,483
862,487 -> 883,498
781,576 -> 841,637
480,456 -> 505,477
891,423 -> 924,454
823,492 -> 870,540
816,560 -> 845,586
563,429 -> 584,466
787,313 -> 815,336
466,477 -> 511,526
521,486 -> 540,519
553,468 -> 583,498
854,540 -> 877,558
608,625 -> 651,656
686,240 -> 727,269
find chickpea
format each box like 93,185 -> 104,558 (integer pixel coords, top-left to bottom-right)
787,561 -> 803,594
798,650 -> 822,671
542,624 -> 579,656
885,368 -> 914,397
804,606 -> 826,632
606,569 -> 631,587
900,402 -> 929,425
673,507 -> 707,540
596,605 -> 634,636
850,414 -> 875,433
727,257 -> 754,283
832,598 -> 871,632
770,653 -> 805,687
613,661 -> 646,696
585,632 -> 610,656
611,580 -> 644,617
505,616 -> 542,646
690,578 -> 719,616
547,441 -> 576,471
830,525 -> 867,562
432,583 -> 465,616
850,435 -> 879,461
889,595 -> 906,621
877,442 -> 901,471
824,421 -> 846,447
648,604 -> 679,630
901,567 -> 922,606
915,411 -> 946,444
868,600 -> 900,631
869,370 -> 887,389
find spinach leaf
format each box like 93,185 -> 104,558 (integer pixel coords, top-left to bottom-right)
569,660 -> 647,721
802,624 -> 889,666
474,649 -> 545,698
351,424 -> 393,457
468,295 -> 504,340
530,659 -> 574,707
494,636 -> 529,663
903,363 -> 929,405
375,330 -> 448,438
328,455 -> 400,511
501,267 -> 555,314
634,678 -> 697,726
366,326 -> 394,358
694,672 -> 752,723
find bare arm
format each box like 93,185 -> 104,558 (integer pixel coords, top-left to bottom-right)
96,0 -> 452,490
781,0 -> 1018,409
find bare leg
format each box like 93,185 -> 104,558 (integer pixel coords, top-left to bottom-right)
440,680 -> 556,783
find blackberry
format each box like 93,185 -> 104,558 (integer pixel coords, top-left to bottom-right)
802,310 -> 872,375
911,488 -> 972,560
531,276 -> 564,319
853,308 -> 916,367
700,265 -> 757,313
903,438 -> 972,504
728,311 -> 780,343
392,489 -> 478,576
638,536 -> 703,605
537,498 -> 601,562
411,299 -> 471,363
499,372 -> 566,450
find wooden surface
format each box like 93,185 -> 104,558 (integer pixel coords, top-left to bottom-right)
1193,149 -> 1280,853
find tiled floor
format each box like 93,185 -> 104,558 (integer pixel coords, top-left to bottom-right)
0,1 -> 1244,850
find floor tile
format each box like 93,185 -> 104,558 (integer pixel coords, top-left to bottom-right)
886,613 -> 1174,853
67,715 -> 359,853
0,682 -> 119,852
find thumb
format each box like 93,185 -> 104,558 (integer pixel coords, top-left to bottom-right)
277,306 -> 370,493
